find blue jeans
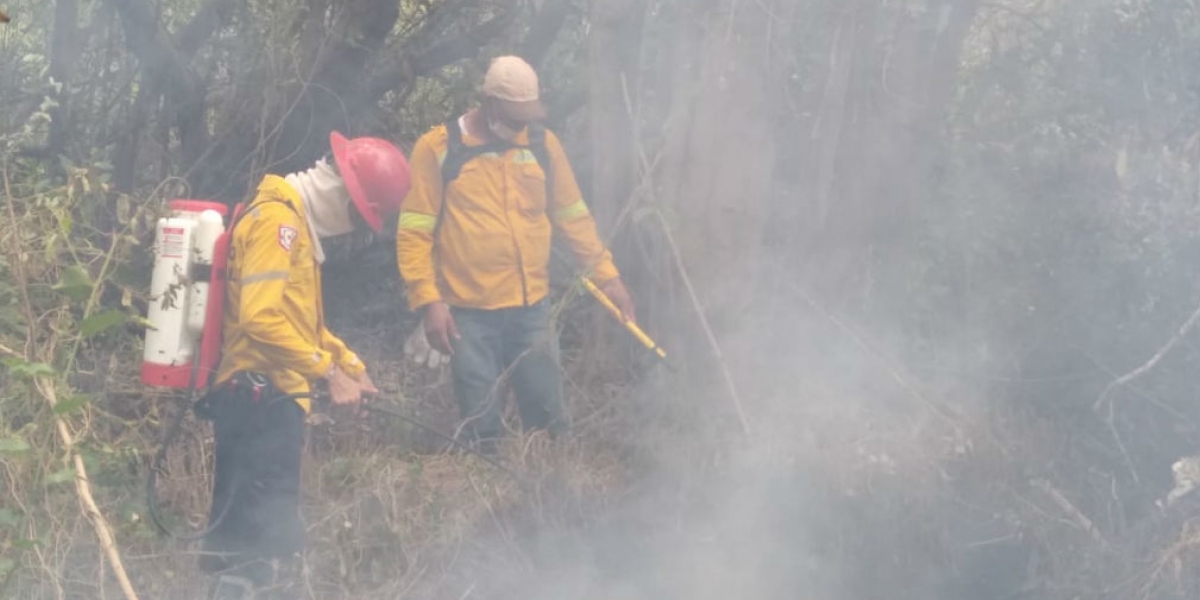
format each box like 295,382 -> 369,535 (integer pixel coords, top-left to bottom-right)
450,300 -> 566,444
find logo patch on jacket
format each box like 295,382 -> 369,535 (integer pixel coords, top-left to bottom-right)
278,225 -> 298,251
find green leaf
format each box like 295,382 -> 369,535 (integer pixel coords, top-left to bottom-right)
0,437 -> 30,454
0,558 -> 14,578
52,394 -> 90,415
0,307 -> 24,335
58,213 -> 74,237
53,265 -> 92,302
45,467 -> 76,485
0,508 -> 21,528
80,310 -> 127,338
1,357 -> 56,378
43,232 -> 59,263
126,315 -> 155,331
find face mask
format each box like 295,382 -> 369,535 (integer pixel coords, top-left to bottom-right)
487,117 -> 521,141
284,158 -> 356,263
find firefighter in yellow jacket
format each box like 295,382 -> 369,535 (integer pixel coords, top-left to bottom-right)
397,56 -> 635,451
200,132 -> 409,600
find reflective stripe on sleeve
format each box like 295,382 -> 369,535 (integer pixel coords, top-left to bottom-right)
399,212 -> 437,233
552,199 -> 590,223
512,149 -> 538,164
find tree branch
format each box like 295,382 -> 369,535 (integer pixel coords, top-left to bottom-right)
367,10 -> 517,107
176,0 -> 241,55
520,0 -> 577,66
101,0 -> 195,76
1093,301 -> 1200,411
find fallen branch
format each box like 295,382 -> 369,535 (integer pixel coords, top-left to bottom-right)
1089,301 -> 1200,485
1032,478 -> 1112,550
35,376 -> 140,600
1093,301 -> 1200,412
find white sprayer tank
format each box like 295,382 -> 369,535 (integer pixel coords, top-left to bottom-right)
141,200 -> 229,388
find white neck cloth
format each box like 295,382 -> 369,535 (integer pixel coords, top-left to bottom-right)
284,158 -> 356,264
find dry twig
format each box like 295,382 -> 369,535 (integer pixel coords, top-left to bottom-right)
36,376 -> 141,600
1032,478 -> 1111,550
1093,301 -> 1200,412
1089,301 -> 1200,484
651,210 -> 752,436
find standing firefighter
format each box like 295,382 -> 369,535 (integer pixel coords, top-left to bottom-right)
396,56 -> 635,451
200,132 -> 409,599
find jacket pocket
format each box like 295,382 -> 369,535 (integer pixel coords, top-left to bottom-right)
513,154 -> 548,217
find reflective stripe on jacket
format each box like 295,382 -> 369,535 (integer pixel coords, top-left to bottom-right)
215,175 -> 365,412
396,123 -> 619,311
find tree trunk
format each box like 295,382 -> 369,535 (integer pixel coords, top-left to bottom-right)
587,0 -> 645,230
656,1 -> 778,325
798,0 -> 981,305
266,0 -> 400,177
523,0 -> 576,68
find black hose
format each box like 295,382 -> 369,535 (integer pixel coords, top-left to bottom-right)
146,395 -> 214,540
146,391 -> 530,541
363,401 -> 533,490
146,391 -> 312,540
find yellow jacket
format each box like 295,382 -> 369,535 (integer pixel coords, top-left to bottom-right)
215,175 -> 365,412
396,123 -> 618,311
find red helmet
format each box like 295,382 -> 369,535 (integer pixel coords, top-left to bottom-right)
329,131 -> 410,232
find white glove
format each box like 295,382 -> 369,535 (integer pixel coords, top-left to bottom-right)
403,326 -> 450,370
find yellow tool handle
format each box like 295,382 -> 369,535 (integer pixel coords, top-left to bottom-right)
581,278 -> 668,360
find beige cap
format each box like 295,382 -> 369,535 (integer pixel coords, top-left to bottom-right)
482,56 -> 546,121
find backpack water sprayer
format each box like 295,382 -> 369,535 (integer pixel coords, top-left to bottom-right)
140,199 -> 241,390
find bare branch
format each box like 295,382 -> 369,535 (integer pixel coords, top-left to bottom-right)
520,0 -> 576,66
176,0 -> 241,55
1093,301 -> 1200,411
367,10 -> 517,105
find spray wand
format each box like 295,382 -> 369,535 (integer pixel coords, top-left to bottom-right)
579,278 -> 673,369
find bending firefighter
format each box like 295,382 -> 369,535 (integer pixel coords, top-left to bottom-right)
397,56 -> 636,451
199,132 -> 409,599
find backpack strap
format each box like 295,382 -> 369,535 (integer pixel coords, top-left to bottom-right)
225,197 -> 301,264
434,119 -> 556,240
202,197 -> 300,388
230,198 -> 300,239
526,122 -> 553,199
435,119 -> 464,240
439,119 -> 467,188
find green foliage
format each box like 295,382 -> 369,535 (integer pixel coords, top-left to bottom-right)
52,265 -> 93,303
43,467 -> 75,486
0,437 -> 31,454
1,358 -> 56,379
0,83 -> 150,596
79,309 -> 132,338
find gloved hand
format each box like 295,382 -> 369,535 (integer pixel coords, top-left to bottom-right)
403,326 -> 450,370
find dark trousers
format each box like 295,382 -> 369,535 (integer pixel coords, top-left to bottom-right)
450,299 -> 566,444
198,375 -> 305,591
